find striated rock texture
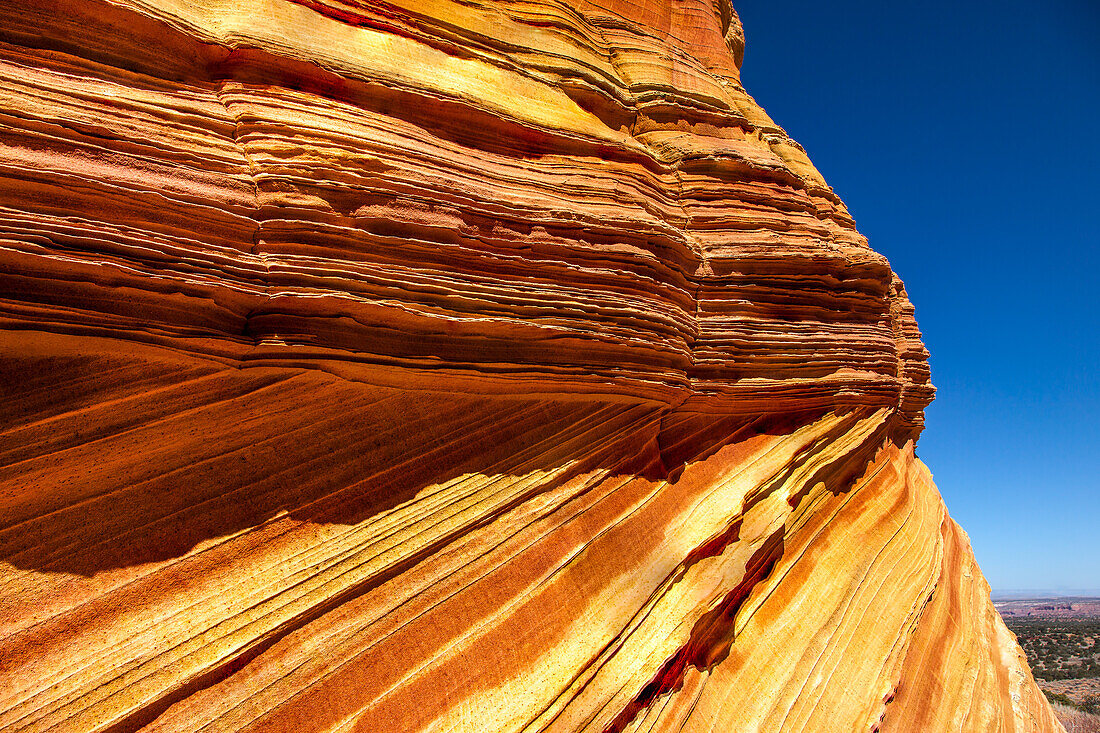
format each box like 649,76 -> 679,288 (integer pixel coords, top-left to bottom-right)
0,1 -> 1059,732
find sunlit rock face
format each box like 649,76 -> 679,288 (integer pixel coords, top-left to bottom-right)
0,1 -> 1060,731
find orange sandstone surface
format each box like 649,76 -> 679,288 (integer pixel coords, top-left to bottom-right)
0,1 -> 1061,731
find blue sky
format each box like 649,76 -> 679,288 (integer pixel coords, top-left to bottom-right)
735,0 -> 1099,593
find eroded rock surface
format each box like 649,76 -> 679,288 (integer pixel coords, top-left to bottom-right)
0,1 -> 1059,731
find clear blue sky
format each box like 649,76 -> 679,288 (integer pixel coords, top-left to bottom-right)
735,0 -> 1099,594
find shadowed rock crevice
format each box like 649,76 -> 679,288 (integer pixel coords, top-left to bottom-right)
604,530 -> 784,733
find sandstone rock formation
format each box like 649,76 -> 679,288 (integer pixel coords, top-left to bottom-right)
0,1 -> 1061,731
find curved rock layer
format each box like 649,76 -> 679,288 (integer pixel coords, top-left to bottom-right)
0,1 -> 1057,731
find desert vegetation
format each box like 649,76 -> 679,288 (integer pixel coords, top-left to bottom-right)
1049,700 -> 1100,733
1005,617 -> 1100,680
1004,613 -> 1100,730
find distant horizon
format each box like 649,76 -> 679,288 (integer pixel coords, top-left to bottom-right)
991,590 -> 1100,600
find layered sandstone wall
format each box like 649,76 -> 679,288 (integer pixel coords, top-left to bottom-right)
0,0 -> 1058,731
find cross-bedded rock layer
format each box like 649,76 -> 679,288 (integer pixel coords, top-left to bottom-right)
0,1 -> 1059,731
